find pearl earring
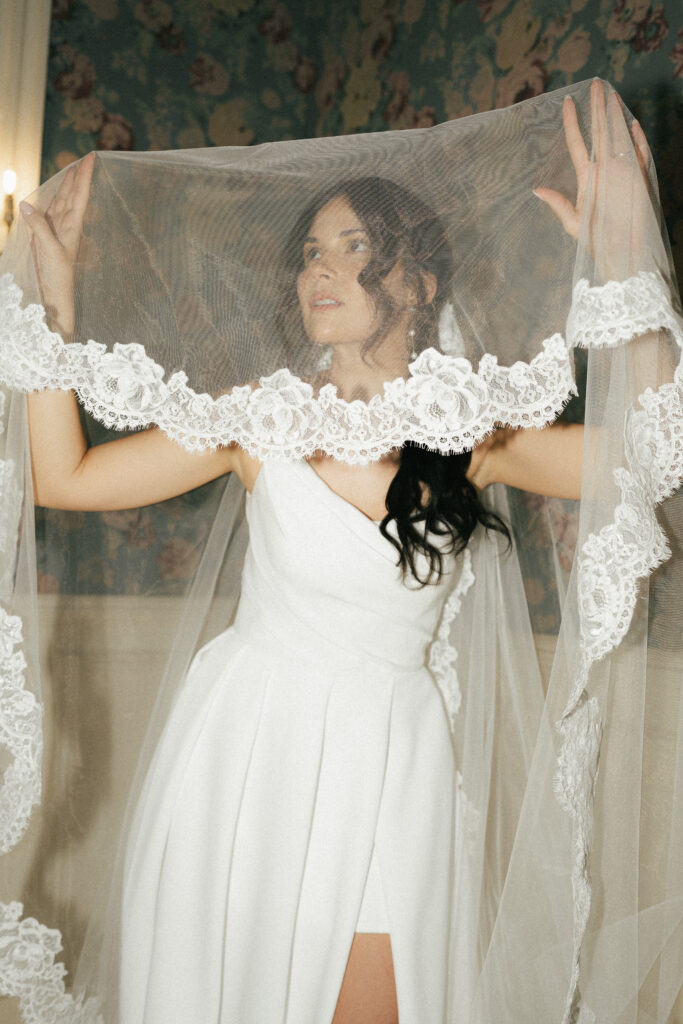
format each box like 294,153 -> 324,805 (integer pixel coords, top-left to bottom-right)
408,327 -> 417,360
408,308 -> 417,360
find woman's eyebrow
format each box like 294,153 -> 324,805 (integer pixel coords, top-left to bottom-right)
303,228 -> 367,244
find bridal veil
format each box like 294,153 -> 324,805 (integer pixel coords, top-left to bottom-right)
0,78 -> 681,1022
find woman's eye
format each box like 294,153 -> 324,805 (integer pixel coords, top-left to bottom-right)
303,248 -> 320,263
349,238 -> 369,253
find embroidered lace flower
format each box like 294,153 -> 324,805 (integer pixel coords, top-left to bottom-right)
0,902 -> 103,1024
0,261 -> 681,1023
555,369 -> 683,1023
568,272 -> 683,350
0,607 -> 42,855
0,273 -> 576,462
428,547 -> 475,729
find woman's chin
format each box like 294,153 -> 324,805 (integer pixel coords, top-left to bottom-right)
307,330 -> 364,350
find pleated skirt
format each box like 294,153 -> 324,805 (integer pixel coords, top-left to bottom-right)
120,619 -> 456,1024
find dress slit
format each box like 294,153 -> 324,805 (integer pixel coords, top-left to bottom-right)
355,845 -> 390,933
120,458 -> 458,1022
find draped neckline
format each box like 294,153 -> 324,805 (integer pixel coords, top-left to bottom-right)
248,459 -> 403,566
300,459 -> 384,527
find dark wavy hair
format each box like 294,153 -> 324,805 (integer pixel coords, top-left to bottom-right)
281,176 -> 510,585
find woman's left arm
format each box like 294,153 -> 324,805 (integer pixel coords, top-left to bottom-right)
469,423 -> 584,499
468,82 -> 656,503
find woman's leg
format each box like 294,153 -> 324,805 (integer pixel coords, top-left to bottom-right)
332,933 -> 398,1024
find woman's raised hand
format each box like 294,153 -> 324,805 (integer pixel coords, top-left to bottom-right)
20,152 -> 95,338
534,79 -> 651,277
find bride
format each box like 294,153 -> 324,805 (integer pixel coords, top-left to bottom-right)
18,80 -> 650,1023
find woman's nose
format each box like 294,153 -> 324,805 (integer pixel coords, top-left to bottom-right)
311,252 -> 336,277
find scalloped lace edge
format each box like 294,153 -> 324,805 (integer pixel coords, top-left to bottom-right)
0,272 -> 579,461
0,901 -> 103,1024
0,603 -> 42,858
1,271 -> 682,1019
568,272 -> 683,350
428,547 -> 475,729
554,369 -> 683,1022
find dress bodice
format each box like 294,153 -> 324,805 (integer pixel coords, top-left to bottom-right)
233,459 -> 457,672
124,460 -> 459,1024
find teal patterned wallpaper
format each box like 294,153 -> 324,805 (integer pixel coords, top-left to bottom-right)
37,0 -> 683,624
42,0 -> 683,262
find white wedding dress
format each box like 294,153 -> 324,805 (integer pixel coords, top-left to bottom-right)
119,458 -> 461,1024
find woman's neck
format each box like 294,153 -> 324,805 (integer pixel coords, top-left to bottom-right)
325,334 -> 410,403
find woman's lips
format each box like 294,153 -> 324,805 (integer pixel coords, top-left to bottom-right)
310,293 -> 342,311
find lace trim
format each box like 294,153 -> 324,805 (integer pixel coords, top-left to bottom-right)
0,603 -> 42,857
432,557 -> 481,923
428,548 -> 475,729
555,372 -> 683,1023
558,268 -> 683,1021
2,268 -> 681,1019
0,273 -> 577,461
0,902 -> 103,1023
554,694 -> 602,1024
568,272 -> 683,350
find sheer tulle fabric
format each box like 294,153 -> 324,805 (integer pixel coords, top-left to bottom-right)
0,78 -> 680,1023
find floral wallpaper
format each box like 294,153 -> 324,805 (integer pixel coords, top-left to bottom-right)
38,0 -> 683,625
42,0 -> 683,258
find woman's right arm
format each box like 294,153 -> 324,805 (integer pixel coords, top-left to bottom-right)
27,390 -> 237,510
22,153 -> 245,511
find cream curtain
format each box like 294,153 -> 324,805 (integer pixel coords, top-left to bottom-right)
0,0 -> 51,209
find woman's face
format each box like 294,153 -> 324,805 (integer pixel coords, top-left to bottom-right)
296,195 -> 408,351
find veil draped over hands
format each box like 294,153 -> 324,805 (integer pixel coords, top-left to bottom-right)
0,78 -> 681,1022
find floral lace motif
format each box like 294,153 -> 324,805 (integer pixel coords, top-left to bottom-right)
431,556 -> 481,920
428,548 -> 474,729
0,274 -> 577,461
0,606 -> 42,855
568,271 -> 683,349
0,902 -> 103,1023
554,694 -> 602,1024
2,268 -> 682,1020
555,371 -> 683,1022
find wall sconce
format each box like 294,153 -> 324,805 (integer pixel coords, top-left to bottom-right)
2,169 -> 17,252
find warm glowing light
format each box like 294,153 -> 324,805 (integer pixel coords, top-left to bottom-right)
2,169 -> 17,196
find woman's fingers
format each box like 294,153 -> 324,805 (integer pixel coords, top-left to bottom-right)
607,88 -> 632,159
590,78 -> 607,157
19,203 -> 61,253
542,80 -> 654,253
547,95 -> 590,240
533,187 -> 579,240
72,152 -> 95,218
19,161 -> 91,323
46,165 -> 76,223
562,96 -> 589,189
33,153 -> 94,261
631,119 -> 651,186
50,155 -> 92,219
